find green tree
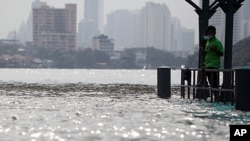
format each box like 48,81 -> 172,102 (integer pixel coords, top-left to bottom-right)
186,51 -> 199,68
232,36 -> 250,67
120,48 -> 137,69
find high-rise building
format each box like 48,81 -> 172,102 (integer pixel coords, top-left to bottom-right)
171,18 -> 182,51
79,19 -> 98,48
182,28 -> 195,51
17,22 -> 27,44
139,2 -> 171,51
170,17 -> 195,54
33,4 -> 77,49
241,0 -> 250,38
104,10 -> 140,50
84,0 -> 103,32
26,0 -> 47,42
78,0 -> 103,48
241,19 -> 250,39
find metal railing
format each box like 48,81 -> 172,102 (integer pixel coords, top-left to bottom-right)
180,68 -> 235,105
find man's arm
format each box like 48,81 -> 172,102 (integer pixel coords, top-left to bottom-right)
210,45 -> 223,56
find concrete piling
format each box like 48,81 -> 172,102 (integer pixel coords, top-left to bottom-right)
235,68 -> 250,111
157,67 -> 171,99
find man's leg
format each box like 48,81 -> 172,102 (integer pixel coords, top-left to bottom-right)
212,72 -> 220,102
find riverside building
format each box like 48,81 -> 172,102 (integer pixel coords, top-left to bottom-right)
92,34 -> 114,56
33,4 -> 77,49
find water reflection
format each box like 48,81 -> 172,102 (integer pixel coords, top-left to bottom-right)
0,83 -> 249,141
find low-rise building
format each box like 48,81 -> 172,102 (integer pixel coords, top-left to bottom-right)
92,34 -> 114,56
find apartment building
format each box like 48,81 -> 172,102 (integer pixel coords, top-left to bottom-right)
33,4 -> 77,49
104,10 -> 140,50
92,34 -> 114,56
140,2 -> 171,51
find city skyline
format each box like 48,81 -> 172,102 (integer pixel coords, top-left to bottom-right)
0,0 -> 199,43
79,0 -> 103,48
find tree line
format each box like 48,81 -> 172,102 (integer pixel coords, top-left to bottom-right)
0,45 -> 187,69
1,36 -> 249,69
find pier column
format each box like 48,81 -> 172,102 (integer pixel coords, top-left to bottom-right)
157,67 -> 171,98
235,68 -> 250,111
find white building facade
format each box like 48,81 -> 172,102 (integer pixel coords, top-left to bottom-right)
139,2 -> 171,51
240,0 -> 250,39
182,28 -> 195,51
78,0 -> 103,48
171,17 -> 182,51
104,10 -> 140,50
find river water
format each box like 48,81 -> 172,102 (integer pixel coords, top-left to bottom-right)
0,69 -> 249,141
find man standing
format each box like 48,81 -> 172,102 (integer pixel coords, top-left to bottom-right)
204,25 -> 224,102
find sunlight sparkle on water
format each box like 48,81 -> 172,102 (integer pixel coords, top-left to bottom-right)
0,69 -> 250,141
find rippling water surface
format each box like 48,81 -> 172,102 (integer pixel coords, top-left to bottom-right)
0,69 -> 250,141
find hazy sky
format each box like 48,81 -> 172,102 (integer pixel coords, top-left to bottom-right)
0,0 -> 199,43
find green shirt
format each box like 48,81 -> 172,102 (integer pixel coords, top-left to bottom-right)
205,37 -> 223,69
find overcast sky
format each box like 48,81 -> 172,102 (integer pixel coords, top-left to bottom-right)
0,0 -> 199,43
